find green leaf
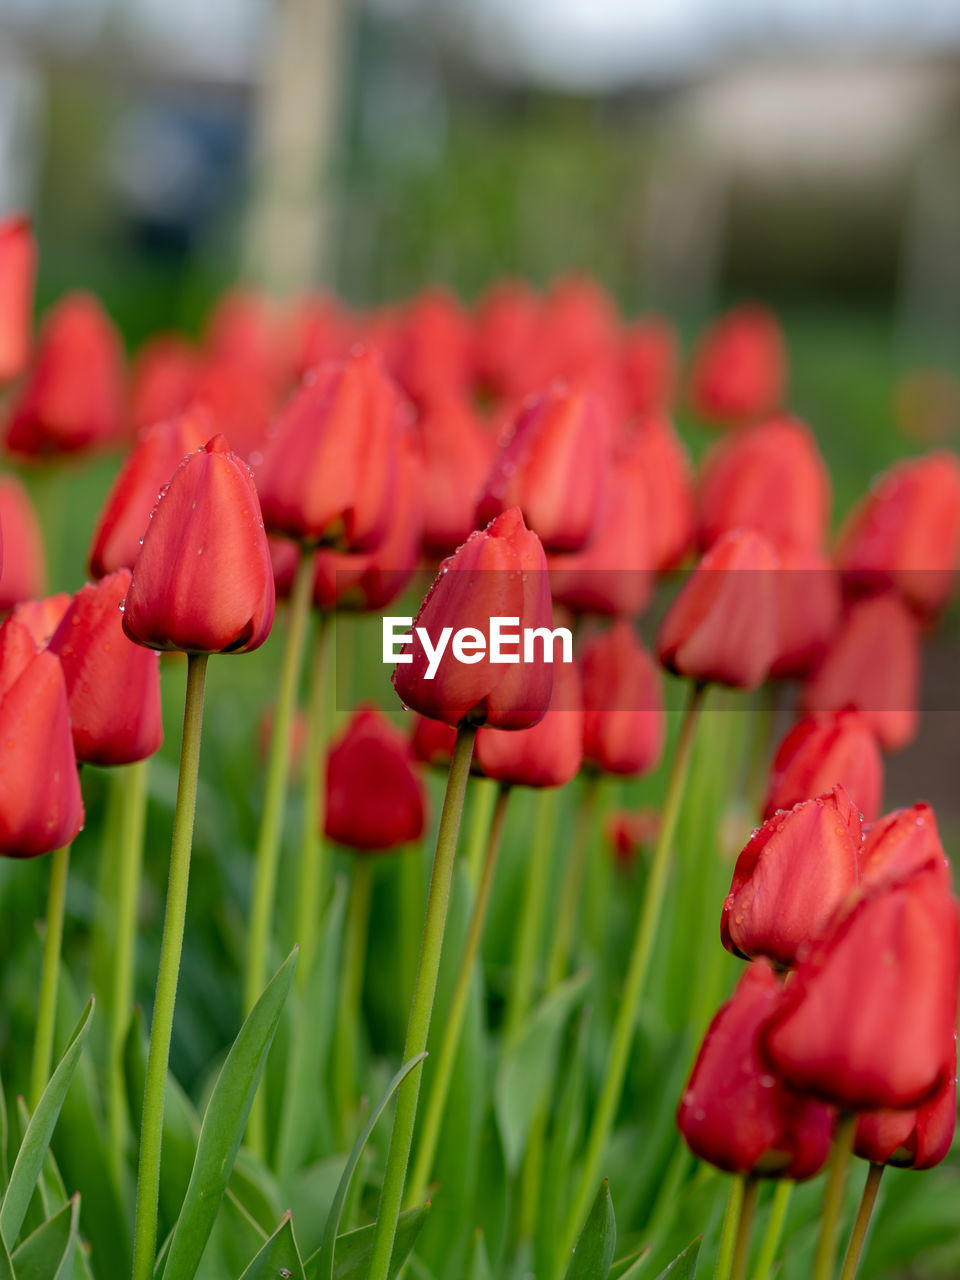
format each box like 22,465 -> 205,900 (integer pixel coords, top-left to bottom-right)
609,1244 -> 651,1280
0,1234 -> 13,1280
0,998 -> 94,1250
494,970 -> 590,1174
313,1051 -> 426,1280
237,1213 -> 305,1280
563,1180 -> 616,1280
465,1229 -> 491,1280
12,1195 -> 80,1280
537,1005 -> 592,1278
305,1204 -> 430,1280
0,1072 -> 8,1193
161,950 -> 297,1280
653,1238 -> 701,1280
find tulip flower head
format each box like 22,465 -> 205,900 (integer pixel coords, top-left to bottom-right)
859,803 -> 951,890
325,707 -> 426,852
620,414 -> 697,571
689,303 -> 787,426
763,710 -> 883,824
579,621 -> 665,776
475,658 -> 583,788
0,215 -> 36,385
11,593 -> 71,648
619,316 -> 677,417
417,393 -> 495,555
128,334 -> 201,434
0,473 -> 45,610
855,1044 -> 957,1170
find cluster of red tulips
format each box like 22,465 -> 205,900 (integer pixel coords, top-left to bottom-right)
1,207 -> 959,1280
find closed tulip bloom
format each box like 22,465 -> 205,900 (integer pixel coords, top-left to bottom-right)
689,304 -> 787,426
606,808 -> 661,871
50,570 -> 162,766
580,620 -> 665,776
619,317 -> 677,416
417,393 -> 495,555
285,293 -> 355,382
393,507 -> 554,730
11,593 -> 71,648
0,473 -> 45,610
698,417 -> 831,554
836,451 -> 960,618
0,618 -> 83,857
472,280 -> 542,399
802,593 -> 920,752
764,710 -> 883,824
855,1045 -> 957,1170
410,715 -> 457,770
475,659 -> 583,788
190,357 -> 276,463
88,405 -> 213,577
204,289 -> 286,390
762,866 -> 959,1110
257,348 -> 400,550
6,293 -> 124,456
721,786 -> 862,968
391,288 -> 473,405
769,544 -> 841,679
657,530 -> 780,689
128,334 -> 201,433
325,707 -> 426,851
621,415 -> 697,571
0,215 -> 36,384
476,384 -> 610,553
859,803 -> 951,890
678,960 -> 834,1179
122,434 -> 275,655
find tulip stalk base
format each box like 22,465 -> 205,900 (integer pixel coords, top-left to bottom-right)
293,614 -> 333,986
30,842 -> 72,1109
715,1177 -> 745,1280
811,1113 -> 857,1280
750,1181 -> 793,1280
839,1164 -> 883,1280
731,1177 -> 759,1280
544,774 -> 600,988
132,653 -> 208,1280
503,787 -> 558,1045
333,858 -> 375,1147
367,722 -> 478,1280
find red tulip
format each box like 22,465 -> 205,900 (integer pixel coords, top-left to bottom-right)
88,405 -> 213,577
285,293 -> 355,382
619,317 -> 677,416
268,536 -> 299,600
6,292 -> 124,456
580,620 -> 664,776
472,280 -> 542,399
855,1044 -> 956,1170
689,304 -> 786,426
0,215 -> 36,385
677,960 -> 834,1179
0,473 -> 45,609
836,451 -> 960,618
606,809 -> 661,871
477,384 -> 610,554
204,289 -> 285,390
0,617 -> 83,857
801,594 -> 920,752
10,593 -> 71,648
256,349 -> 400,549
859,804 -> 951,891
325,707 -> 426,852
417,393 -> 495,555
392,507 -> 555,730
769,544 -> 841,679
190,357 -> 276,463
762,866 -> 959,1110
391,288 -> 473,405
122,434 -> 275,655
128,334 -> 201,433
763,710 -> 883,824
657,530 -> 780,689
721,786 -> 862,968
620,415 -> 697,571
410,714 -> 457,770
475,658 -> 583,789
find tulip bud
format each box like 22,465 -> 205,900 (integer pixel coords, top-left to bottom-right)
417,393 -> 495,555
11,593 -> 71,648
473,280 -> 542,400
859,804 -> 951,891
619,317 -> 677,416
6,293 -> 124,456
392,507 -> 554,730
678,960 -> 834,1179
50,570 -> 162,766
122,434 -> 275,655
721,786 -> 862,968
475,659 -> 583,789
88,406 -> 213,577
0,215 -> 36,385
855,1044 -> 956,1170
256,349 -> 400,550
836,451 -> 960,618
190,357 -> 276,463
764,710 -> 883,824
620,415 -> 697,571
391,288 -> 473,406
802,594 -> 920,752
0,618 -> 83,857
769,544 -> 841,679
606,808 -> 660,871
286,293 -> 354,382
0,473 -> 45,610
476,384 -> 610,553
410,714 -> 457,771
580,621 -> 665,776
762,866 -> 959,1110
204,289 -> 285,388
689,304 -> 787,426
128,334 -> 201,433
657,530 -> 780,689
325,707 -> 426,852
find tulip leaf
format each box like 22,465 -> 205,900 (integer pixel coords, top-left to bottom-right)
465,1229 -> 492,1280
160,949 -> 297,1280
494,969 -> 590,1174
304,1204 -> 430,1280
0,997 -> 94,1250
313,1050 -> 427,1280
563,1179 -> 616,1280
538,1005 -> 592,1278
652,1238 -> 701,1280
11,1195 -> 80,1280
0,1072 -> 8,1193
237,1212 -> 305,1280
609,1244 -> 651,1280
0,1234 -> 12,1280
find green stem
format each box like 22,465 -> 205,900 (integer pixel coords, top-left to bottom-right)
731,1176 -> 759,1280
367,723 -> 478,1280
503,787 -> 558,1045
333,859 -> 375,1146
131,653 -> 208,1280
839,1164 -> 883,1280
559,682 -> 707,1268
397,844 -> 424,1021
463,779 -> 497,889
544,775 -> 600,988
109,757 -> 150,1184
749,1181 -> 793,1280
714,1178 -> 745,1280
30,843 -> 72,1108
811,1113 -> 858,1280
293,614 -> 333,988
407,783 -> 512,1205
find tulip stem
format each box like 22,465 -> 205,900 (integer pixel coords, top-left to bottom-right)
503,786 -> 558,1045
749,1180 -> 793,1280
464,778 -> 497,889
811,1112 -> 857,1280
333,858 -> 375,1147
558,681 -> 707,1270
367,722 -> 478,1280
714,1177 -> 745,1280
838,1164 -> 883,1280
132,653 -> 208,1280
407,782 -> 512,1206
293,613 -> 333,987
731,1176 -> 759,1280
109,757 -> 150,1184
30,842 -> 72,1108
544,774 -> 600,988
